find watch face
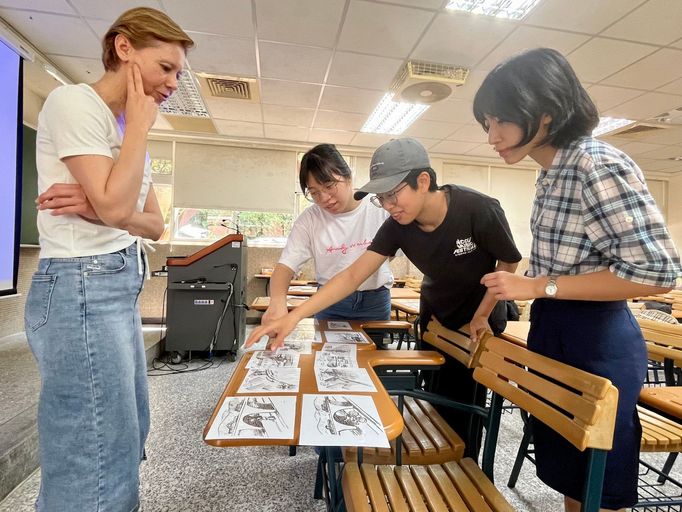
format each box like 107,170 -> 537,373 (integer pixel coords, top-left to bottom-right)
545,282 -> 558,296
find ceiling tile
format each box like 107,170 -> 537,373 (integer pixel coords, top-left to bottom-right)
523,0 -> 644,34
0,10 -> 100,58
465,143 -> 498,158
327,52 -> 403,91
185,32 -> 257,76
314,110 -> 367,131
615,141 -> 669,156
319,86 -> 385,114
636,144 -> 682,160
338,0 -> 433,58
204,97 -> 262,122
151,114 -> 175,131
421,98 -> 473,123
586,85 -> 643,112
476,26 -> 589,71
632,157 -> 682,171
601,0 -> 682,46
256,0 -> 345,48
349,132 -> 393,148
604,92 -> 682,122
213,119 -> 264,138
0,0 -> 76,13
262,105 -> 315,126
309,128 -> 355,145
263,124 -> 310,142
379,0 -> 443,8
163,0 -> 253,38
68,0 -> 161,21
412,11 -> 515,67
414,138 -> 441,150
601,49 -> 682,91
449,69 -> 488,101
567,38 -> 656,83
403,119 -> 459,139
45,55 -> 103,84
259,42 -> 332,82
260,79 -> 322,108
657,77 -> 682,96
447,123 -> 488,144
430,140 -> 479,154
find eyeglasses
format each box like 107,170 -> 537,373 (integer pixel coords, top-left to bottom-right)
304,180 -> 341,203
370,182 -> 409,208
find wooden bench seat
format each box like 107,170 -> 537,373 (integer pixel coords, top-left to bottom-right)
639,405 -> 682,452
344,396 -> 465,466
342,460 -> 513,512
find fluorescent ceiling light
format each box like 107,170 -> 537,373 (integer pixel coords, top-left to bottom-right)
446,0 -> 541,20
592,117 -> 634,137
361,93 -> 429,135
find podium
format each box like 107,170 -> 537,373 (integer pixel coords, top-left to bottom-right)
165,234 -> 246,360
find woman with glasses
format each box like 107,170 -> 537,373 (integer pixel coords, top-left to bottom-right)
473,48 -> 681,512
248,138 -> 521,457
261,143 -> 394,326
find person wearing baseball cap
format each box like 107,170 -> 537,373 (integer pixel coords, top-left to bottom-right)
246,137 -> 522,458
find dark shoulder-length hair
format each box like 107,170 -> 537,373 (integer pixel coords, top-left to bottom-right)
473,48 -> 599,149
299,144 -> 352,194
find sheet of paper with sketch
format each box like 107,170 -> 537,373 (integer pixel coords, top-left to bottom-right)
315,345 -> 358,369
205,396 -> 296,440
323,331 -> 369,344
238,368 -> 301,393
315,367 -> 376,392
298,394 -> 389,447
246,350 -> 300,369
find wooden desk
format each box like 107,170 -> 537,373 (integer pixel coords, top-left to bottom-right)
639,387 -> 682,421
203,320 -> 445,448
500,321 -> 530,347
389,287 -> 420,299
391,298 -> 420,321
254,274 -> 317,294
251,296 -> 308,311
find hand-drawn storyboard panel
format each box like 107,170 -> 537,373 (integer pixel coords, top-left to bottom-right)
205,396 -> 296,440
315,368 -> 376,392
246,350 -> 300,369
298,395 -> 389,447
323,331 -> 369,344
237,368 -> 300,393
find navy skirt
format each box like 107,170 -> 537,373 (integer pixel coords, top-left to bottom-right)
528,299 -> 647,510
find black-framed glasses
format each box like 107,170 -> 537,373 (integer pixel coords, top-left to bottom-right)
370,182 -> 409,208
304,180 -> 341,203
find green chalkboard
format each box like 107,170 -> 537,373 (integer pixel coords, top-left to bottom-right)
20,124 -> 39,246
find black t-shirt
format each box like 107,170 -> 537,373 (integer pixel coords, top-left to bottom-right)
368,185 -> 522,332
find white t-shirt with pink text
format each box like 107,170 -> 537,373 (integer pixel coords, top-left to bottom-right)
279,197 -> 393,291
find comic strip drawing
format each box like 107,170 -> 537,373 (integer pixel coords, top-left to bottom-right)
238,368 -> 301,393
298,395 -> 389,447
323,331 -> 369,344
205,396 -> 296,440
326,320 -> 352,330
314,350 -> 357,369
315,368 -> 376,392
246,350 -> 300,369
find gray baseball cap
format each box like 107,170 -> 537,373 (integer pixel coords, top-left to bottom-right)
354,138 -> 431,200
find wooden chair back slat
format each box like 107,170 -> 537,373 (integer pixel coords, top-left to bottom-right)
404,397 -> 449,452
341,463 -> 372,512
442,461 -> 493,512
410,466 -> 449,511
459,459 -> 516,512
422,317 -> 484,368
482,350 -> 603,426
474,337 -> 619,452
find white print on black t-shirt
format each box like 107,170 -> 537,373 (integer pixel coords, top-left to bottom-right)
453,237 -> 477,256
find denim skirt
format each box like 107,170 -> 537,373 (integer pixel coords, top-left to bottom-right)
25,243 -> 148,512
528,298 -> 647,510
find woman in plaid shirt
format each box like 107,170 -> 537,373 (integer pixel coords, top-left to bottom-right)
473,48 -> 681,511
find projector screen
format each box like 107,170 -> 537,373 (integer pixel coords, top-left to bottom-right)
0,40 -> 22,297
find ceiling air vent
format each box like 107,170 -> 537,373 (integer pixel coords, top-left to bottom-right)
159,70 -> 209,118
196,73 -> 260,102
612,123 -> 669,137
390,60 -> 469,104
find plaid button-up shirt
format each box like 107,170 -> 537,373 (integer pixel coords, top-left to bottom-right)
528,137 -> 681,287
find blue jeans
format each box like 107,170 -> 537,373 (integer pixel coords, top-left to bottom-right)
25,243 -> 148,512
315,286 -> 391,322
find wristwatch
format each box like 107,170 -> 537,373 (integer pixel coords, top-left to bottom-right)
544,277 -> 558,298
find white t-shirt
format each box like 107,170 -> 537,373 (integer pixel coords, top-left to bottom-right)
35,83 -> 152,258
279,198 -> 393,290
